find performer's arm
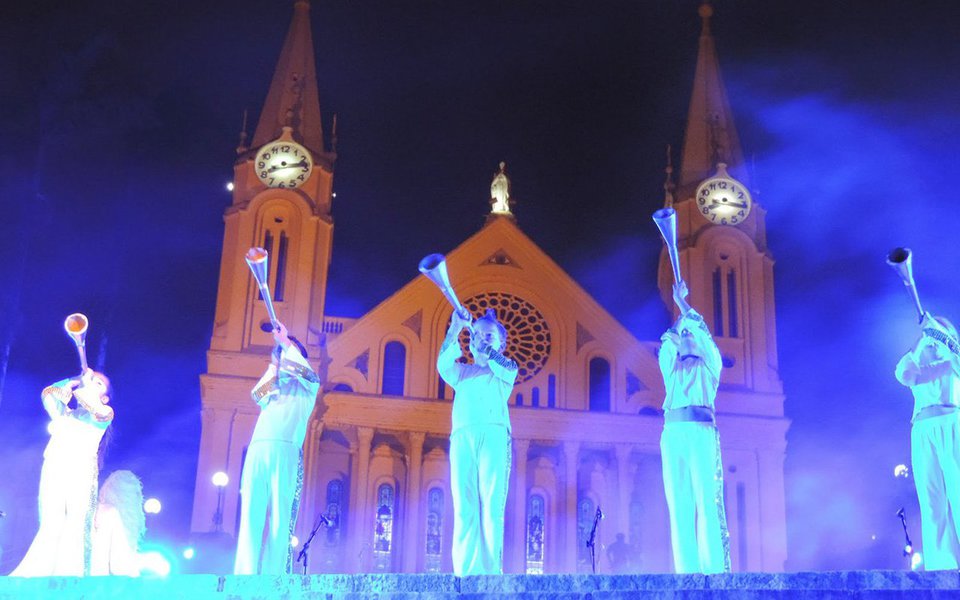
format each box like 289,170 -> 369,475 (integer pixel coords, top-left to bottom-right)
276,345 -> 321,398
895,342 -> 952,386
913,360 -> 955,384
40,378 -> 77,419
673,280 -> 693,317
251,364 -> 279,407
918,313 -> 960,378
437,312 -> 469,386
895,350 -> 919,386
658,327 -> 680,379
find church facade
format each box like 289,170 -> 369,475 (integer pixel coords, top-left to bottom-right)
190,0 -> 789,575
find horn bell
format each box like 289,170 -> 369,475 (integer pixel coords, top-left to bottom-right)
886,247 -> 924,322
245,247 -> 270,289
418,253 -> 470,321
652,208 -> 684,287
64,313 -> 89,372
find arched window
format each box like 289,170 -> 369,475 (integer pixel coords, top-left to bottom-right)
381,341 -> 406,396
712,260 -> 740,338
525,494 -> 546,574
332,383 -> 353,392
548,375 -> 556,408
589,357 -> 611,412
275,231 -> 289,301
576,496 -> 596,570
373,483 -> 395,571
324,479 -> 344,548
425,487 -> 444,572
258,215 -> 292,303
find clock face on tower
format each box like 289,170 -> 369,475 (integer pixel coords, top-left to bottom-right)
255,138 -> 313,189
695,163 -> 752,226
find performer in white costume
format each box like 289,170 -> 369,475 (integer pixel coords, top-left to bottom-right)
91,470 -> 145,576
11,369 -> 113,576
895,312 -> 960,570
658,281 -> 730,574
437,308 -> 518,576
234,321 -> 320,575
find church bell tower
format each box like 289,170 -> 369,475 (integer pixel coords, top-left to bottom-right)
191,0 -> 336,534
659,2 -> 782,397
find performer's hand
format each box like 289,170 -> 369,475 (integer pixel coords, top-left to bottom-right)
673,281 -> 691,315
79,368 -> 97,388
449,310 -> 471,333
272,321 -> 291,349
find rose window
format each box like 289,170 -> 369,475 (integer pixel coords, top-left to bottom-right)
457,292 -> 551,384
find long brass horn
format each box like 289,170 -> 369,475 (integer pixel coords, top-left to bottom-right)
653,208 -> 685,289
245,247 -> 280,330
64,313 -> 89,372
887,247 -> 924,323
418,254 -> 472,322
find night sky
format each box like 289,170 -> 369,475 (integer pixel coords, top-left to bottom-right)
2,0 -> 960,573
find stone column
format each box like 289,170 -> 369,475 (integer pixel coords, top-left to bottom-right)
297,420 -> 324,560
563,441 -> 580,573
345,438 -> 359,574
614,444 -> 633,539
403,431 -> 426,572
758,448 -> 788,572
351,426 -> 374,573
190,407 -> 220,532
512,438 -> 531,573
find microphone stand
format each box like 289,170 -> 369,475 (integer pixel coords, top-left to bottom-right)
897,507 -> 914,556
586,506 -> 603,574
296,513 -> 330,575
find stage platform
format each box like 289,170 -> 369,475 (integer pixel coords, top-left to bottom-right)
1,571 -> 958,599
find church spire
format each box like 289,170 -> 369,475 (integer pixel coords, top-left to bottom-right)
251,0 -> 325,154
678,2 -> 747,196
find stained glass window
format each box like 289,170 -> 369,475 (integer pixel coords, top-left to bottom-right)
577,496 -> 595,570
525,494 -> 545,574
373,483 -> 395,571
425,487 -> 443,572
324,479 -> 343,547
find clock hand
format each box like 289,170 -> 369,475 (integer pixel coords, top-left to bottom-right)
709,200 -> 748,210
267,160 -> 309,174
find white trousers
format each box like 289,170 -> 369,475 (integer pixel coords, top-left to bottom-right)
11,456 -> 98,576
912,413 -> 960,570
449,424 -> 511,576
234,440 -> 302,575
660,421 -> 730,574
